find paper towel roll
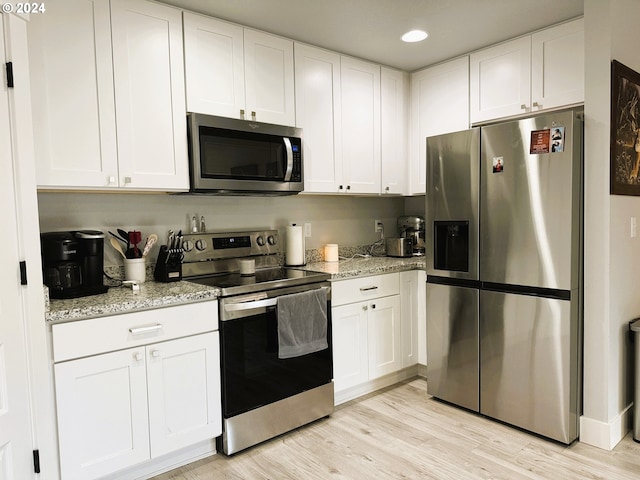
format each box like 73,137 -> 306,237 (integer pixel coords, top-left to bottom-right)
285,224 -> 305,266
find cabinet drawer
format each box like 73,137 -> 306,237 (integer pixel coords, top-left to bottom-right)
52,301 -> 218,362
332,273 -> 399,307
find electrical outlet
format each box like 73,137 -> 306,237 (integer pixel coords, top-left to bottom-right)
304,223 -> 312,237
375,219 -> 383,233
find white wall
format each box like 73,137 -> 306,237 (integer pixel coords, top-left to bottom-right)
37,192 -> 405,266
582,0 -> 640,449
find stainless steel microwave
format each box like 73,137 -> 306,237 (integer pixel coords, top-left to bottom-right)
187,113 -> 303,195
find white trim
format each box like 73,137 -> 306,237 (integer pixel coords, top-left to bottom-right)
334,365 -> 419,405
579,405 -> 633,450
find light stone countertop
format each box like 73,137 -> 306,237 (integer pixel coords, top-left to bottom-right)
45,281 -> 220,324
298,255 -> 426,280
45,256 -> 425,323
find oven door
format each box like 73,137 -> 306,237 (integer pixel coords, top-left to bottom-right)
219,284 -> 332,419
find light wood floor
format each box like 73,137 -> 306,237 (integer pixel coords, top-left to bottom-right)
152,378 -> 640,479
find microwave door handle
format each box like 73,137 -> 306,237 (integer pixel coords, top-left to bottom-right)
283,137 -> 294,181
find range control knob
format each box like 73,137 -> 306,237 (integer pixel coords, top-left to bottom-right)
256,235 -> 266,246
267,235 -> 277,245
182,240 -> 194,252
195,239 -> 208,251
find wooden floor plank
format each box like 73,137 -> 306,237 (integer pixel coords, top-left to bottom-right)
152,379 -> 640,480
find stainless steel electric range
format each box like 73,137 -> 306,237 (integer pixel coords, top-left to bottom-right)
182,230 -> 333,455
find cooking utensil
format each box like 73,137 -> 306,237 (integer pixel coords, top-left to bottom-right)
128,230 -> 142,258
142,234 -> 158,257
110,237 -> 126,258
117,228 -> 130,244
108,230 -> 127,245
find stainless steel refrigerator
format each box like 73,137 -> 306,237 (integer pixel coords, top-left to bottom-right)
425,108 -> 583,444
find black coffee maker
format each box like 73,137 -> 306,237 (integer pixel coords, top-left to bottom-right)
41,230 -> 109,299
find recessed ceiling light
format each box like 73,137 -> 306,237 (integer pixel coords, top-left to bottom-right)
401,30 -> 429,43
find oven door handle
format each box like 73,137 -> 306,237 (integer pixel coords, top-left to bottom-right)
224,297 -> 278,312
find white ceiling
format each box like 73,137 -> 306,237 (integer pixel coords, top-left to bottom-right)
160,0 -> 584,71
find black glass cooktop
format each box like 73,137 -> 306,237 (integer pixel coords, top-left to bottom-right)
187,267 -> 330,297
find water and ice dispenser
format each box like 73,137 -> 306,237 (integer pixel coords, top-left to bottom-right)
433,220 -> 469,272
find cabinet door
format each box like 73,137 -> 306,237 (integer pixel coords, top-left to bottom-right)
111,0 -> 189,191
147,332 -> 222,457
410,57 -> 469,195
28,0 -> 119,189
367,295 -> 402,379
531,18 -> 584,112
294,43 -> 343,193
340,56 -> 381,194
183,12 -> 246,118
244,29 -> 295,126
54,348 -> 150,480
470,36 -> 531,124
400,271 -> 420,368
332,302 -> 369,392
381,67 -> 408,195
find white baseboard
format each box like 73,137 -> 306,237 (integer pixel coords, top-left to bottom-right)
579,405 -> 633,450
334,365 -> 419,405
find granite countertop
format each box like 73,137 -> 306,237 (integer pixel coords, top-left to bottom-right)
45,281 -> 220,324
299,255 -> 426,280
45,256 -> 425,323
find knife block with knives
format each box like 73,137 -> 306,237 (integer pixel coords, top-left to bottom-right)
154,230 -> 183,282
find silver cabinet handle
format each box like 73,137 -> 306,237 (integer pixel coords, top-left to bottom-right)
532,101 -> 540,107
123,176 -> 132,185
363,305 -> 368,311
240,109 -> 245,118
251,111 -> 256,120
129,324 -> 163,335
520,104 -> 527,110
283,137 -> 294,181
360,286 -> 379,292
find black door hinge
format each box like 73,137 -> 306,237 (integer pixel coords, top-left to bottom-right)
19,261 -> 27,285
5,62 -> 14,88
33,450 -> 40,474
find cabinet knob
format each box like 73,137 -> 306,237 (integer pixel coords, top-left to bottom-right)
532,101 -> 540,107
240,109 -> 245,118
372,304 -> 376,309
251,111 -> 256,120
338,185 -> 343,191
108,175 -> 117,186
151,350 -> 160,358
363,305 -> 368,311
385,186 -> 390,192
123,176 -> 132,185
346,185 -> 351,190
520,104 -> 527,110
135,353 -> 143,362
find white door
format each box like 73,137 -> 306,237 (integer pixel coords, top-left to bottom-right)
367,295 -> 402,379
54,348 -> 150,480
332,302 -> 369,392
111,0 -> 189,191
294,43 -> 343,193
340,56 -> 381,194
183,12 -> 246,118
470,36 -> 531,124
244,29 -> 295,126
147,332 -> 222,457
380,66 -> 408,195
0,14 -> 35,480
28,0 -> 119,189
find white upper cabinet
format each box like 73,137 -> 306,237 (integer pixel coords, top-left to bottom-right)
244,29 -> 296,126
183,12 -> 245,119
28,0 -> 118,189
470,18 -> 584,124
381,67 -> 408,195
470,36 -> 531,124
531,18 -> 584,111
183,13 -> 295,126
294,43 -> 343,193
410,56 -> 469,195
29,0 -> 188,191
111,0 -> 189,191
339,56 -> 381,194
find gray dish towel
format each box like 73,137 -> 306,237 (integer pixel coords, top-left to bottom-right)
277,288 -> 328,359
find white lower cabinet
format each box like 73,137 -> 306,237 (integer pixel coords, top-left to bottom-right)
52,302 -> 221,480
332,272 -> 418,403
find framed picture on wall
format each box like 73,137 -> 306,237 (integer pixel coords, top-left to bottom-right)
611,60 -> 640,195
